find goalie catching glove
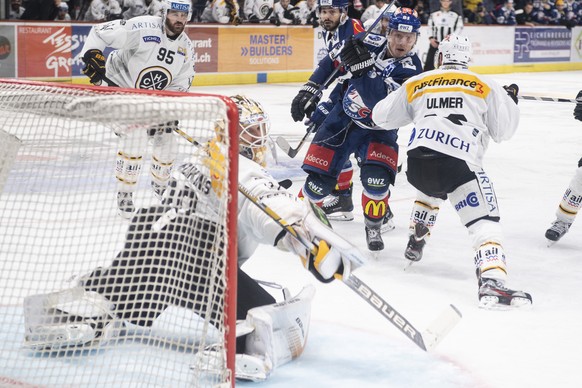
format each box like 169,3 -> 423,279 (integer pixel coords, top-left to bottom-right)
276,201 -> 354,283
82,49 -> 106,85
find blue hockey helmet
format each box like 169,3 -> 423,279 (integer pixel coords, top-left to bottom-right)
388,7 -> 421,34
318,0 -> 349,10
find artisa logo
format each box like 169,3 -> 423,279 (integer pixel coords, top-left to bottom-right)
171,2 -> 190,11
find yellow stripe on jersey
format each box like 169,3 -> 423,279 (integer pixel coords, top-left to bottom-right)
406,72 -> 491,103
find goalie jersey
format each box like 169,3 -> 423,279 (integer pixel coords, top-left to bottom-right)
81,15 -> 195,91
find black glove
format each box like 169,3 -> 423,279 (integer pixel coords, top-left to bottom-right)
340,38 -> 374,78
82,49 -> 106,85
503,84 -> 519,105
292,17 -> 301,25
270,16 -> 280,26
248,14 -> 260,23
291,81 -> 321,122
573,90 -> 582,121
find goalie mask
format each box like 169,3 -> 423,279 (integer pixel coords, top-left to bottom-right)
438,34 -> 472,67
231,95 -> 271,167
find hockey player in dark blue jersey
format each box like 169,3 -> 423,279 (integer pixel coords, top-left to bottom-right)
296,8 -> 423,251
291,0 -> 364,223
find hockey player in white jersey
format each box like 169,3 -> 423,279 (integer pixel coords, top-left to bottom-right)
297,0 -> 319,26
80,0 -> 196,219
23,95 -> 349,381
544,92 -> 582,245
373,34 -> 532,309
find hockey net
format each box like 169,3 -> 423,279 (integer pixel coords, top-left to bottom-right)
0,80 -> 239,387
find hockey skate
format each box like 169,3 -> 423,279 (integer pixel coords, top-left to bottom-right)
321,185 -> 354,221
545,220 -> 571,246
381,205 -> 395,233
478,278 -> 532,310
365,223 -> 384,251
405,223 -> 430,262
117,191 -> 135,219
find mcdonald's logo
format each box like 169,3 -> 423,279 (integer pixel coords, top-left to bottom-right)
364,200 -> 386,218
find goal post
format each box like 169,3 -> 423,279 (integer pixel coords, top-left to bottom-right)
0,79 -> 239,387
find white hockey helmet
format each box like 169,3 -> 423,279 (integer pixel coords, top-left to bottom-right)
231,95 -> 271,167
438,34 -> 472,67
162,0 -> 193,24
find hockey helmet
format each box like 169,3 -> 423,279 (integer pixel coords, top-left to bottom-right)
388,7 -> 421,34
230,95 -> 271,167
438,34 -> 472,67
162,0 -> 193,25
318,0 -> 349,10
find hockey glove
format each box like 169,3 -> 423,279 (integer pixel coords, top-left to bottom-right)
82,49 -> 106,85
573,90 -> 582,121
291,81 -> 321,122
503,84 -> 519,105
305,100 -> 333,131
340,38 -> 374,78
303,240 -> 347,283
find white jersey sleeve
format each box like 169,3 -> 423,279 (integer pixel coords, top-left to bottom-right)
81,16 -> 195,91
373,68 -> 520,167
237,156 -> 306,262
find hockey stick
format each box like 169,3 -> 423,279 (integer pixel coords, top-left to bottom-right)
237,184 -> 462,352
519,95 -> 577,103
275,122 -> 316,158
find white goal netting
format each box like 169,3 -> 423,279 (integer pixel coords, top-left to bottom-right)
0,80 -> 239,387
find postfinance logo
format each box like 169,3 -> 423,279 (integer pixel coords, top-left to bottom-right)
406,73 -> 490,102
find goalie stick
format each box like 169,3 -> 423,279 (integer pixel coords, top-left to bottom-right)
237,184 -> 462,352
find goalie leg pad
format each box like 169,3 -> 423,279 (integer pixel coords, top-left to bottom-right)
244,285 -> 315,374
24,287 -> 121,350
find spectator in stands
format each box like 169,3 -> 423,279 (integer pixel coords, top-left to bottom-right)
200,0 -> 242,24
243,0 -> 274,23
20,0 -> 60,20
347,0 -> 364,20
271,0 -> 301,24
360,0 -> 386,24
8,0 -> 26,18
516,1 -> 538,25
55,1 -> 71,19
493,0 -> 516,23
122,0 -> 163,19
415,0 -> 429,24
84,0 -> 122,20
550,0 -> 577,28
298,0 -> 319,27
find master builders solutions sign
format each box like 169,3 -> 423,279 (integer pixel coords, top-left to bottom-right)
217,27 -> 313,72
